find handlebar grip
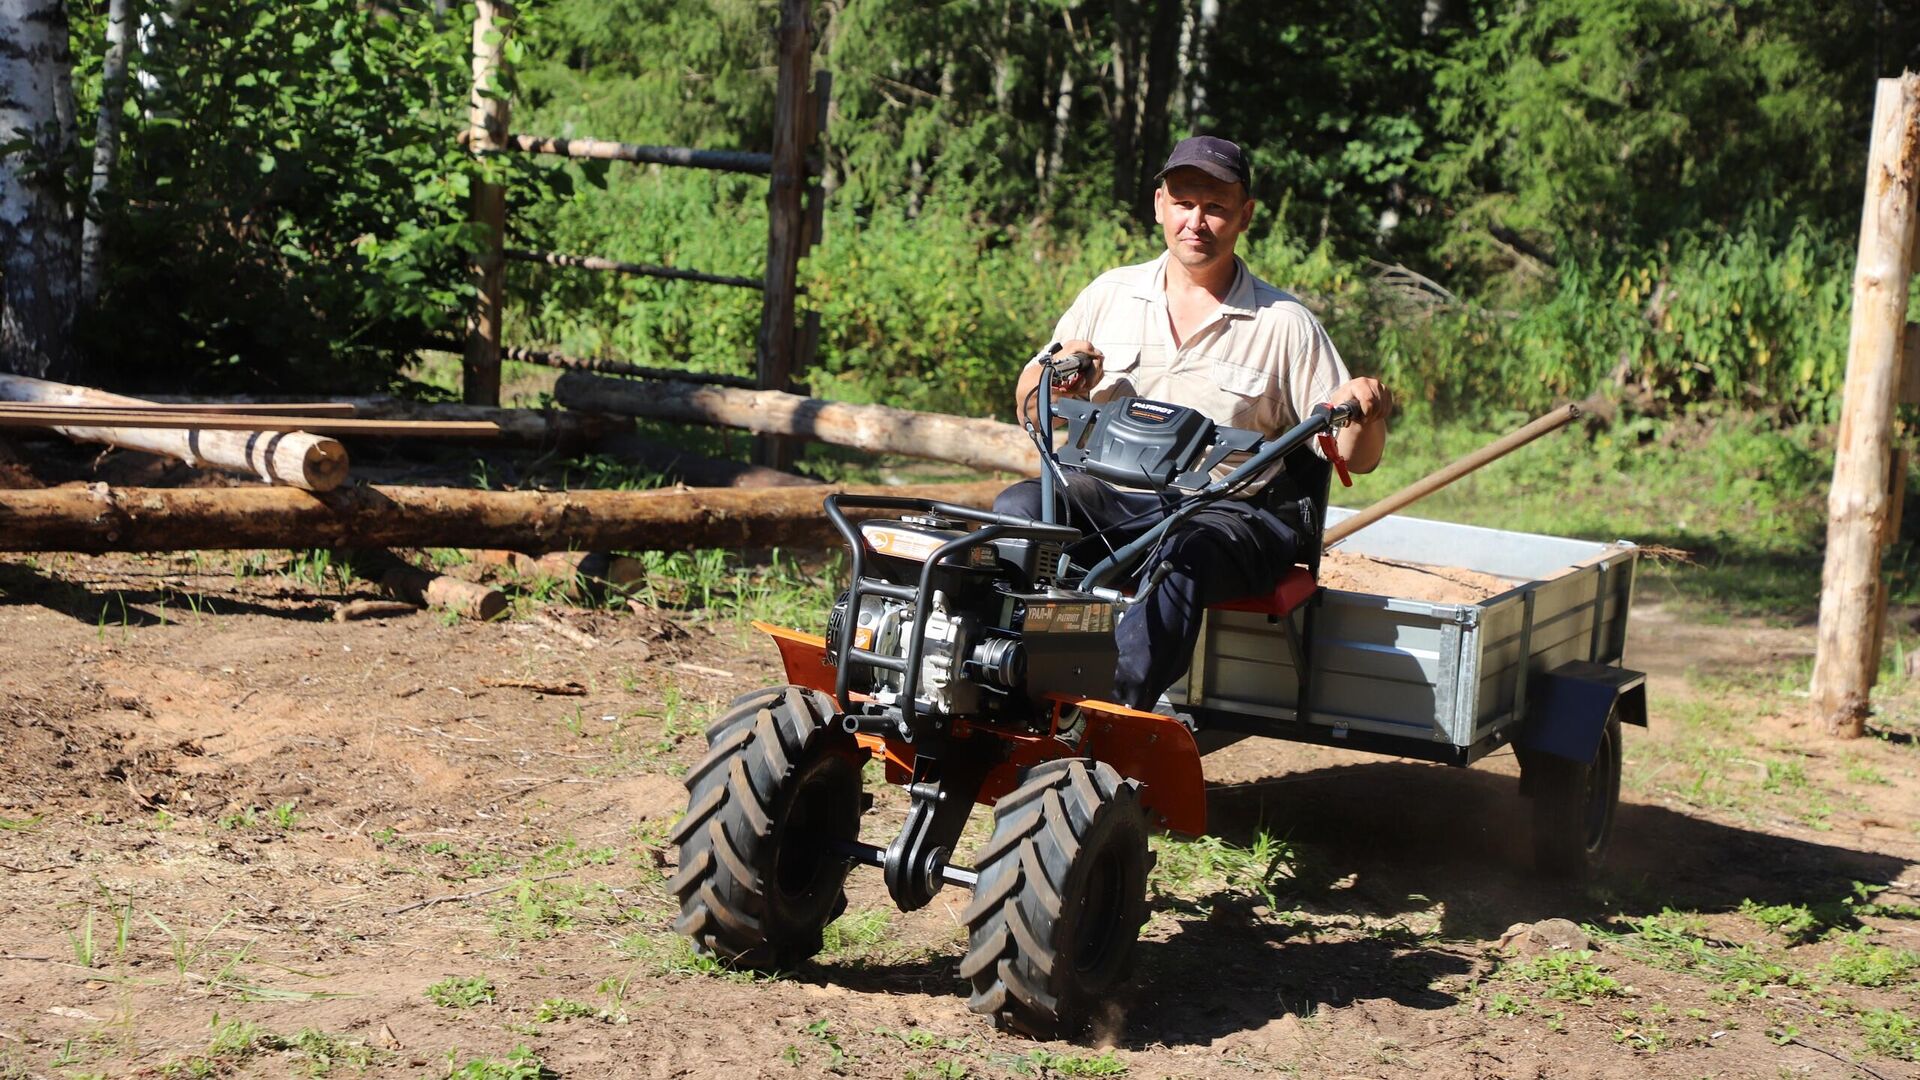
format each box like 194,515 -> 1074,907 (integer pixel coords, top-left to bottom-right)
1048,351 -> 1096,387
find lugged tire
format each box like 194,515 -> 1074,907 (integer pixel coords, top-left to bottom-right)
669,685 -> 863,969
959,758 -> 1151,1039
1528,714 -> 1623,879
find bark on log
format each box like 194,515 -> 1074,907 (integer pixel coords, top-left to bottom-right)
474,549 -> 647,599
0,480 -> 1010,554
0,374 -> 348,491
598,433 -> 819,488
340,549 -> 507,622
1812,74 -> 1920,739
554,372 -> 1037,476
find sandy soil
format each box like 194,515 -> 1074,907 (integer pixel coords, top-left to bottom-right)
0,546 -> 1917,1078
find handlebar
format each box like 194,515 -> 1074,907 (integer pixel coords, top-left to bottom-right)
1077,400 -> 1358,592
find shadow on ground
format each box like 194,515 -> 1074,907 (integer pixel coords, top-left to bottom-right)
0,560 -> 340,624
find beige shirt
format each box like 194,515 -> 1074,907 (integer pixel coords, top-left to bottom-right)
1035,253 -> 1351,491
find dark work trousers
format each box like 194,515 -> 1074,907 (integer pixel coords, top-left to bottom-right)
994,473 -> 1302,711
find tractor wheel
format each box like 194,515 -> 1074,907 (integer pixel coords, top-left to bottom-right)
960,758 -> 1152,1039
1527,714 -> 1623,879
670,685 -> 863,970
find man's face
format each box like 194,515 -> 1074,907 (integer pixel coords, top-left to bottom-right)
1153,168 -> 1255,273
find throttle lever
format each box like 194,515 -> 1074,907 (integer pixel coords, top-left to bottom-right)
1315,402 -> 1354,487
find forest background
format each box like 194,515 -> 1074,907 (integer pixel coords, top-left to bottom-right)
23,0 -> 1920,610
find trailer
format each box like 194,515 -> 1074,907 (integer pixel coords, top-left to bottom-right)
1175,507 -> 1646,876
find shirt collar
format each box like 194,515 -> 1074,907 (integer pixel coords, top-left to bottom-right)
1133,252 -> 1257,318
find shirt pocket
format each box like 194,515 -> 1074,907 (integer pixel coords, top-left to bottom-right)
1209,358 -> 1271,427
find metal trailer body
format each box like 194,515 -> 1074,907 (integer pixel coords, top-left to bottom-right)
1172,508 -> 1645,766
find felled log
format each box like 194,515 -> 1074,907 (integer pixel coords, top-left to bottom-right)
597,434 -> 819,489
553,372 -> 1038,476
474,549 -> 646,599
0,480 -> 1010,554
339,549 -> 508,622
0,374 -> 349,492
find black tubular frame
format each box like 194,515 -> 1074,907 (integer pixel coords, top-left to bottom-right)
823,495 -> 1080,735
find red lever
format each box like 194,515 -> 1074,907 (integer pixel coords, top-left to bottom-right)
1317,430 -> 1352,487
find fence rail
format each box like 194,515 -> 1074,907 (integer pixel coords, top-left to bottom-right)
461,0 -> 825,470
504,248 -> 764,290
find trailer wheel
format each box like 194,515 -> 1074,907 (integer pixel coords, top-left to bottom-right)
1527,714 -> 1622,879
670,685 -> 863,970
960,758 -> 1151,1039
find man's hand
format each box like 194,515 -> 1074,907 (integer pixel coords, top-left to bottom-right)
1329,376 -> 1392,423
1050,339 -> 1104,396
1016,340 -> 1104,428
1327,376 -> 1391,474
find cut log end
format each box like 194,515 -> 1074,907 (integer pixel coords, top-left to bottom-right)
300,441 -> 351,492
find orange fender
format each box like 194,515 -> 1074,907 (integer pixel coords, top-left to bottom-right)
750,621 -> 1207,836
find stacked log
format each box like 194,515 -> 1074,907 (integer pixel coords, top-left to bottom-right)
0,480 -> 1010,554
0,374 -> 348,491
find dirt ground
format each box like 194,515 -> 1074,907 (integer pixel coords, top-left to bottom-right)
2,542 -> 1920,1079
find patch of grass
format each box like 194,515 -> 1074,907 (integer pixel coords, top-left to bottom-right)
532,997 -> 599,1023
616,927 -> 773,983
425,976 -> 496,1009
1600,910 -> 1799,988
269,802 -> 299,829
493,879 -> 620,939
0,814 -> 42,831
1740,900 -> 1826,945
1149,830 -> 1293,909
1823,933 -> 1920,987
1495,950 -> 1625,1005
1860,1008 -> 1920,1060
441,1045 -> 546,1080
218,807 -> 259,831
274,1029 -> 375,1077
1013,1048 -> 1128,1076
818,909 -> 893,961
1485,991 -> 1525,1017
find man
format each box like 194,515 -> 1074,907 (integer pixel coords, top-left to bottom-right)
996,135 -> 1392,712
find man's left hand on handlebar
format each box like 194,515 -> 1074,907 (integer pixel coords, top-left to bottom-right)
1327,377 -> 1392,474
1328,377 -> 1392,424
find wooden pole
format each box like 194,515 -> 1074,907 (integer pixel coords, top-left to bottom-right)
0,480 -> 1010,553
464,0 -> 513,408
0,374 -> 349,491
1812,73 -> 1920,739
553,372 -> 1038,476
148,395 -> 624,448
1323,404 -> 1582,548
0,407 -> 497,438
754,0 -> 814,470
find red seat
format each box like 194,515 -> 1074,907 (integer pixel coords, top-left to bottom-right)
1211,565 -> 1318,618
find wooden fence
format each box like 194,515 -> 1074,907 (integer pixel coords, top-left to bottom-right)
460,0 -> 827,467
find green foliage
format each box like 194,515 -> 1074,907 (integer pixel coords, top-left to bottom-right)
1149,830 -> 1293,909
1822,933 -> 1920,988
1430,0 -> 1871,260
1496,950 -> 1624,1004
425,976 -> 496,1009
1860,1008 -> 1920,1061
80,0 -> 561,392
442,1046 -> 545,1080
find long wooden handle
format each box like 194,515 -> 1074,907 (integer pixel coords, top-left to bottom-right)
0,406 -> 497,438
1322,402 -> 1582,548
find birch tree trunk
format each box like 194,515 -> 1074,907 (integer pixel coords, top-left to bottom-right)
1182,0 -> 1217,124
81,0 -> 134,306
0,0 -> 81,380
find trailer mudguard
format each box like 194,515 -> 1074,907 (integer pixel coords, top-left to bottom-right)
751,621 -> 1207,836
1521,659 -> 1648,764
